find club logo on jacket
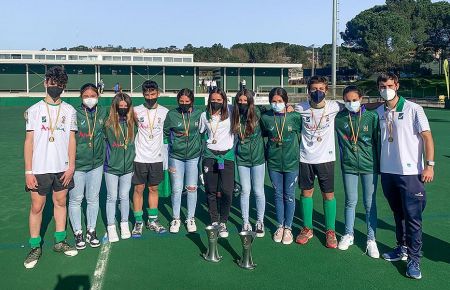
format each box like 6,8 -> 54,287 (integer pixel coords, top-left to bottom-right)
42,116 -> 47,123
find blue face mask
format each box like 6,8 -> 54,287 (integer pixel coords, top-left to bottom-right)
310,90 -> 326,104
271,102 -> 285,113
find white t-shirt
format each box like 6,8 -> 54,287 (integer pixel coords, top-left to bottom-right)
295,100 -> 343,164
25,100 -> 78,174
199,105 -> 234,151
376,98 -> 430,175
134,104 -> 169,163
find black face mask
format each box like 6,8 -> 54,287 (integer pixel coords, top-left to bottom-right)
179,104 -> 191,113
144,98 -> 158,109
117,108 -> 129,117
47,86 -> 64,101
238,104 -> 249,116
210,102 -> 223,112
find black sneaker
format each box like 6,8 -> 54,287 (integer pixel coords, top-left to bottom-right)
132,222 -> 144,238
74,231 -> 86,250
86,230 -> 100,248
53,240 -> 78,257
255,221 -> 265,238
24,247 -> 42,269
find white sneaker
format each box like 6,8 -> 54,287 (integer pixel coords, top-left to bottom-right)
170,219 -> 181,233
218,223 -> 229,238
273,226 -> 284,243
242,223 -> 252,232
366,240 -> 380,259
338,234 -> 354,250
107,225 -> 119,243
185,218 -> 197,233
120,222 -> 131,239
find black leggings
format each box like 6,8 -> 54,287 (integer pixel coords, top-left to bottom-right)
202,158 -> 235,224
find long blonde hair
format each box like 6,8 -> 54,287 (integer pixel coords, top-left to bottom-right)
106,93 -> 135,141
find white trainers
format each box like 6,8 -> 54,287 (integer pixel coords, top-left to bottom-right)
282,228 -> 293,245
170,219 -> 181,233
273,226 -> 284,243
338,234 -> 354,250
366,240 -> 380,259
218,223 -> 229,238
242,223 -> 252,232
185,218 -> 197,233
107,225 -> 119,243
120,222 -> 131,239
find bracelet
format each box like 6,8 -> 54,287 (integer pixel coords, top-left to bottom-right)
25,170 -> 33,175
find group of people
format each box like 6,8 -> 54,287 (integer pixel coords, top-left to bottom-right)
23,66 -> 434,280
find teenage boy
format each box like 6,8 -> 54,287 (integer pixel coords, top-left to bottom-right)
24,66 -> 78,269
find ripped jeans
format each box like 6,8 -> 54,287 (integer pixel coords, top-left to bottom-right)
169,157 -> 199,220
268,170 -> 299,229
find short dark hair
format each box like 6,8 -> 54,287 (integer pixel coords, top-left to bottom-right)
142,80 -> 159,93
269,87 -> 288,104
377,73 -> 399,86
176,88 -> 194,104
45,66 -> 68,87
79,83 -> 99,97
307,75 -> 328,91
342,85 -> 362,98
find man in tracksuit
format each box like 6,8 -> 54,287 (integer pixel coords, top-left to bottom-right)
376,73 -> 435,280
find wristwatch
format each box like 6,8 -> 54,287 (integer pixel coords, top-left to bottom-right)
426,160 -> 435,166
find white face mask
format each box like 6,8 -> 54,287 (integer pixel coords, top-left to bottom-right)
380,88 -> 396,101
345,101 -> 361,113
271,102 -> 285,113
83,97 -> 98,109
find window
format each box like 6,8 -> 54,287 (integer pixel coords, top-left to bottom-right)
36,55 -> 46,60
183,58 -> 192,62
133,56 -> 143,61
46,55 -> 56,60
11,54 -> 21,59
22,54 -> 32,59
164,57 -> 173,62
153,57 -> 162,62
144,57 -> 153,62
103,56 -> 112,61
0,54 -> 11,59
122,56 -> 131,61
174,58 -> 182,62
68,55 -> 78,60
113,56 -> 121,61
79,56 -> 88,60
88,55 -> 98,61
56,55 -> 67,60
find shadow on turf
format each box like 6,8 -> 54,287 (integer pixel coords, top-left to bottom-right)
361,213 -> 450,264
54,274 -> 90,290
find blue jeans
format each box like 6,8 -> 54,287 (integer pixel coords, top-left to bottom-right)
169,157 -> 199,219
268,170 -> 298,229
238,164 -> 266,224
68,166 -> 103,232
105,172 -> 132,226
342,173 -> 378,240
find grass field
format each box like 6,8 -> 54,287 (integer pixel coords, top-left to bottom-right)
0,105 -> 449,290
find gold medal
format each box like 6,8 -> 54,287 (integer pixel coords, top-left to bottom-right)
348,110 -> 362,153
146,106 -> 158,142
124,144 -> 128,150
84,107 -> 98,151
352,145 -> 358,152
149,134 -> 154,140
310,104 -> 327,144
388,137 -> 394,142
212,139 -> 217,144
317,136 -> 322,142
45,99 -> 61,144
208,112 -> 220,145
49,136 -> 55,142
88,142 -> 92,148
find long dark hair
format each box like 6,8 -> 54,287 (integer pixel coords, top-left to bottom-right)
269,87 -> 288,104
207,87 -> 228,121
232,89 -> 258,137
105,93 -> 135,141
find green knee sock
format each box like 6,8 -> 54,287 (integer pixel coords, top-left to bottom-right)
134,211 -> 144,223
323,198 -> 336,231
147,208 -> 158,221
301,196 -> 313,228
54,231 -> 66,243
29,236 -> 42,248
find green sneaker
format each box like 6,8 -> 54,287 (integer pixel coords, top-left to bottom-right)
24,247 -> 42,269
53,240 -> 78,257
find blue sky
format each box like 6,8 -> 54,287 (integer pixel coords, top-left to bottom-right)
1,0 -> 392,50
